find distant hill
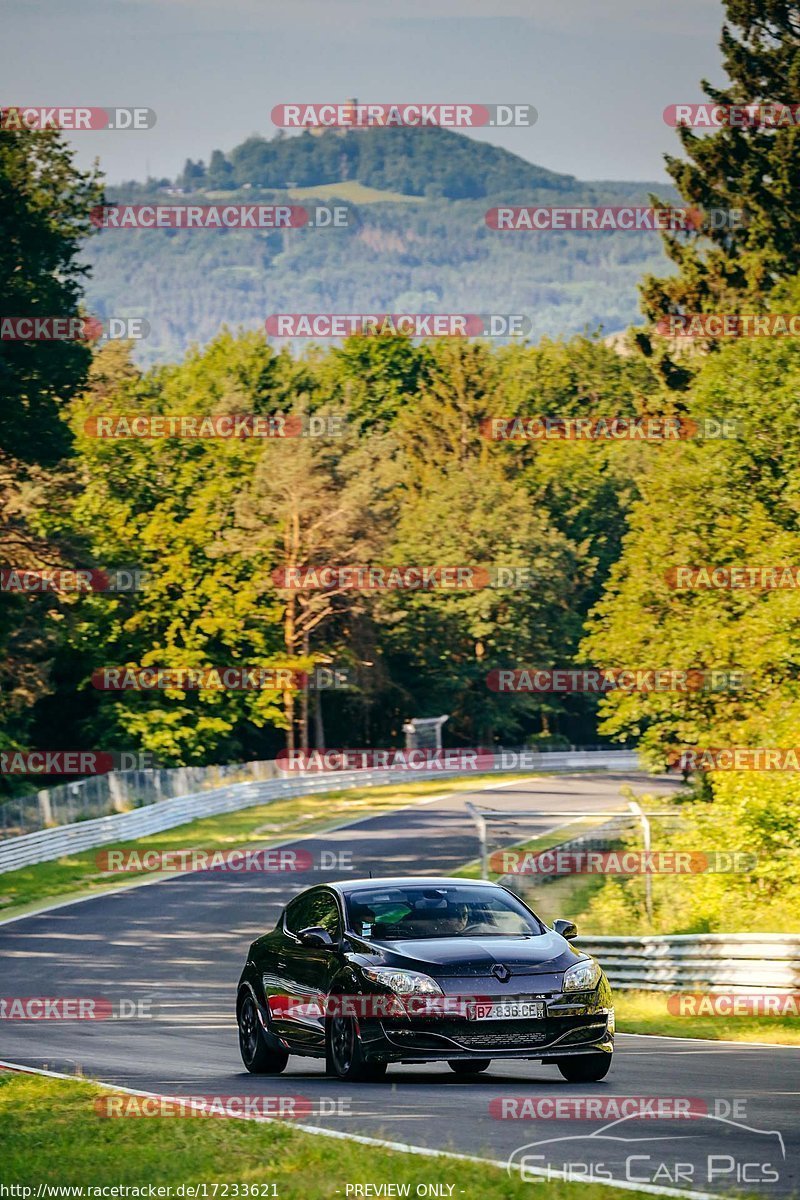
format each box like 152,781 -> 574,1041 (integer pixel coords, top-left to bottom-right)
140,126 -> 582,199
85,127 -> 677,364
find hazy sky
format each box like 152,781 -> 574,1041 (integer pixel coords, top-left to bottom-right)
3,0 -> 727,185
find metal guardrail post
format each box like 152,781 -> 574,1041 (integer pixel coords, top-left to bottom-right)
628,799 -> 653,923
464,801 -> 488,879
37,789 -> 53,828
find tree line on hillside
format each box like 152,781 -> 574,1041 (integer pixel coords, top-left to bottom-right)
1,0 -> 798,930
179,126 -> 576,199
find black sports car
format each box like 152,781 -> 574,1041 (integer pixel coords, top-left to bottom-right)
236,876 -> 614,1082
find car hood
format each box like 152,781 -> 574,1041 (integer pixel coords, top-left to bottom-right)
364,931 -> 584,977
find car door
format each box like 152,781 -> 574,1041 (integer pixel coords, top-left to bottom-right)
259,890 -> 318,1040
270,888 -> 343,1049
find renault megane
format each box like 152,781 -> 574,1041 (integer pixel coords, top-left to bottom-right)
236,877 -> 614,1081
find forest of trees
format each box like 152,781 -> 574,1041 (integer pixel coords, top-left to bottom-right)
1,0 -> 799,930
152,126 -> 577,199
85,190 -> 673,367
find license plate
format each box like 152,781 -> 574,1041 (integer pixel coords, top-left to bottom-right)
469,1000 -> 544,1021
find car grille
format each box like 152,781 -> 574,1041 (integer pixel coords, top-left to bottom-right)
451,1026 -> 551,1049
384,1015 -> 607,1052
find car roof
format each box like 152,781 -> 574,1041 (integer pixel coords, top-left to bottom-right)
325,877 -> 504,896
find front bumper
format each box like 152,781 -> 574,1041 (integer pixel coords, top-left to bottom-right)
358,986 -> 614,1063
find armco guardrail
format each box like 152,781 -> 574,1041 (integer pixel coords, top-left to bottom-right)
0,749 -> 641,875
575,934 -> 800,992
0,758 -> 285,838
1,745 -> 640,837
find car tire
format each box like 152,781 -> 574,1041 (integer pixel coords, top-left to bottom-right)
556,1053 -> 612,1082
326,1014 -> 387,1082
238,992 -> 289,1074
448,1060 -> 491,1075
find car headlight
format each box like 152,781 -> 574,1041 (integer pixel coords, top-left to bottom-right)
562,959 -> 602,992
607,1006 -> 615,1034
362,966 -> 444,996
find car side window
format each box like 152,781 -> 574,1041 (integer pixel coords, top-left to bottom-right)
285,890 -> 341,939
309,890 -> 341,939
284,893 -> 317,935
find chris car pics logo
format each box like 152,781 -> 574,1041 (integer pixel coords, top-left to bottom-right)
507,1112 -> 784,1187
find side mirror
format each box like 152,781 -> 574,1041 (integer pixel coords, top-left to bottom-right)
553,919 -> 578,941
298,925 -> 335,949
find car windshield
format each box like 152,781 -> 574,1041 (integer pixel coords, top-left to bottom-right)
345,884 -> 544,940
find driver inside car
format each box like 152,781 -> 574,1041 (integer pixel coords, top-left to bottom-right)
435,902 -> 471,935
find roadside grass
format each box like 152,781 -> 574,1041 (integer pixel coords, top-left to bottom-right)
0,773 -> 525,921
613,990 -> 800,1045
0,1072 -> 747,1199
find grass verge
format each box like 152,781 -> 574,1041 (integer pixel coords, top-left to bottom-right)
613,990 -> 800,1045
0,1071 -> 735,1199
0,773 -> 525,921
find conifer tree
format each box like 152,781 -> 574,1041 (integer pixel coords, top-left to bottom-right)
638,0 -> 800,371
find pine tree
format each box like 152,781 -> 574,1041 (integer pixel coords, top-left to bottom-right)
179,158 -> 206,189
207,149 -> 233,189
639,0 -> 800,363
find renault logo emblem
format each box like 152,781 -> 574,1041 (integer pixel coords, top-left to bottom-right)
491,963 -> 511,983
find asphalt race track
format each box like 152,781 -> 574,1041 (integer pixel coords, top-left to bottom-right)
1,772 -> 797,1196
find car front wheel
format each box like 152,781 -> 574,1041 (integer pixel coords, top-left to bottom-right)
238,993 -> 289,1074
556,1053 -> 612,1082
326,1014 -> 387,1081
